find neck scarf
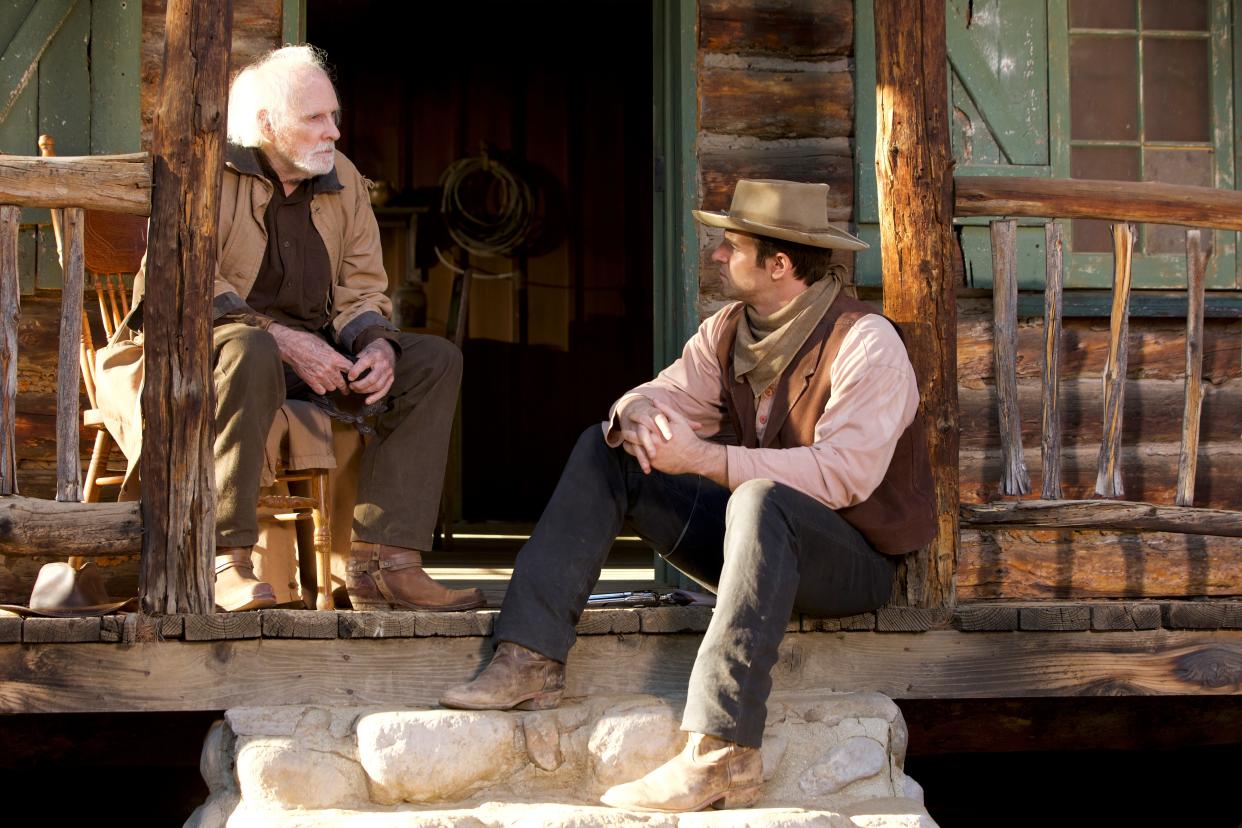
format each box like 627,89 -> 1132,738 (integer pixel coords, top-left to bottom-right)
733,276 -> 841,398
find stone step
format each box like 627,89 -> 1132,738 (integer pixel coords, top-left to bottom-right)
186,692 -> 937,827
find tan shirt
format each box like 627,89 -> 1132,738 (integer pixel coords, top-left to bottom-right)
604,304 -> 920,510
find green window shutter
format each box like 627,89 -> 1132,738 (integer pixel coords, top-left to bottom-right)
856,0 -> 1054,287
855,0 -> 1237,295
0,0 -> 140,293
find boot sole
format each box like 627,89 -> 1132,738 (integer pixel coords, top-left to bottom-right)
438,688 -> 563,711
601,783 -> 762,813
215,591 -> 278,613
350,596 -> 486,612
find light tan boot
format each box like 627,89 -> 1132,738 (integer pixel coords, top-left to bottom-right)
347,542 -> 485,611
439,641 -> 565,710
600,732 -> 764,812
214,546 -> 278,612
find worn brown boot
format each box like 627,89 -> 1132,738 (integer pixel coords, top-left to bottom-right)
600,732 -> 764,812
438,641 -> 565,710
347,542 -> 485,611
214,546 -> 278,612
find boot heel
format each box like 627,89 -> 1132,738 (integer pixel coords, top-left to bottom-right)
711,785 -> 761,810
348,598 -> 392,611
515,689 -> 564,711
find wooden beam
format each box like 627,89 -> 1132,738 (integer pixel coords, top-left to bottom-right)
955,176 -> 1242,232
0,205 -> 18,495
961,499 -> 1242,537
3,629 -> 1241,713
0,154 -> 151,215
140,0 -> 231,614
54,207 -> 84,502
1177,229 -> 1209,506
990,219 -> 1029,495
1040,222 -> 1064,499
1096,223 -> 1134,497
874,0 -> 958,608
0,494 -> 141,555
958,527 -> 1242,600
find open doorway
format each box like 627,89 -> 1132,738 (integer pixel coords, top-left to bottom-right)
307,1 -> 655,531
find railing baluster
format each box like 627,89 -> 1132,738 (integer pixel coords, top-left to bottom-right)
0,205 -> 20,495
1177,229 -> 1210,506
55,207 -> 85,502
990,219 -> 1029,495
1095,222 -> 1135,497
1041,222 -> 1065,499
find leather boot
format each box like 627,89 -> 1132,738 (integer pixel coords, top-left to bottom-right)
438,641 -> 565,710
600,732 -> 764,812
347,541 -> 485,611
214,546 -> 278,612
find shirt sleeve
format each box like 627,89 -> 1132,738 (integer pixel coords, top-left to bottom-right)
724,314 -> 920,509
601,307 -> 735,446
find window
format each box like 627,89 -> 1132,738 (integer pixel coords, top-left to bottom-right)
854,0 -> 1237,294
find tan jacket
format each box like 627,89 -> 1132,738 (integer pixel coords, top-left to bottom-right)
210,145 -> 396,352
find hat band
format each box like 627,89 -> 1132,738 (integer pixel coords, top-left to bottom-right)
730,211 -> 824,234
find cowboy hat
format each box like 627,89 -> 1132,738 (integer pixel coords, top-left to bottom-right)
0,561 -> 136,617
691,179 -> 868,251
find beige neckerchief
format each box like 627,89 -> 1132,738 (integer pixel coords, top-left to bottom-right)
733,276 -> 842,399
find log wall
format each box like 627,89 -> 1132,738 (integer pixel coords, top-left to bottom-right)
695,0 -> 856,312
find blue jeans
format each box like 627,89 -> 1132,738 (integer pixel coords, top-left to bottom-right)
495,426 -> 898,747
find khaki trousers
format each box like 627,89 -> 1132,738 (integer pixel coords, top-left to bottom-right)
213,324 -> 461,549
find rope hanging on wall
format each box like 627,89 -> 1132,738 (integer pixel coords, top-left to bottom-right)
438,148 -> 534,263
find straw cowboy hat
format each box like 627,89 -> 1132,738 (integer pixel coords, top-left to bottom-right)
0,561 -> 136,618
692,179 -> 868,251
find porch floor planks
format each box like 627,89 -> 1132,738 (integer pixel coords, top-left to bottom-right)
5,625 -> 1242,713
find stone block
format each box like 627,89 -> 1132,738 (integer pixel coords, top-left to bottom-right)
586,699 -> 683,787
356,709 -> 524,804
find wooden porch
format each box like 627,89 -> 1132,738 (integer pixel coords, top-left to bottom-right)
4,598 -> 1242,715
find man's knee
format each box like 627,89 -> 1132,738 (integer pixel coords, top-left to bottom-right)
214,325 -> 282,385
397,334 -> 462,384
727,479 -> 792,523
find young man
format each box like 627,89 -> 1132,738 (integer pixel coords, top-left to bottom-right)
440,179 -> 935,812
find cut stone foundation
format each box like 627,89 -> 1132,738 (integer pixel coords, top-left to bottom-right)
186,692 -> 937,827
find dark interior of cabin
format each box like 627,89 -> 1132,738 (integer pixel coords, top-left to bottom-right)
308,0 -> 654,527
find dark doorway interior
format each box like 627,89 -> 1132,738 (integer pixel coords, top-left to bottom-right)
308,1 -> 654,524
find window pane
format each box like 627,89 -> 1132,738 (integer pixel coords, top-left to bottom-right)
1142,0 -> 1207,31
1070,0 -> 1136,29
1143,38 -> 1210,142
1070,37 -> 1139,140
1143,148 -> 1214,253
1071,147 -> 1140,252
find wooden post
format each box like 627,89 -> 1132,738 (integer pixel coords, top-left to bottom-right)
874,0 -> 958,607
1095,223 -> 1135,498
140,0 -> 232,614
0,205 -> 19,495
990,219 -> 1029,496
1176,229 -> 1209,506
1040,222 -> 1065,500
55,208 -> 84,502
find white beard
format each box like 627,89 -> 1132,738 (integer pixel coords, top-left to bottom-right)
290,143 -> 336,177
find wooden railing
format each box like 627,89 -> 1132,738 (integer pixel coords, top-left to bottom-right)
0,153 -> 152,545
954,176 -> 1242,538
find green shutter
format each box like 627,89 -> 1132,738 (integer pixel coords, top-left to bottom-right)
855,0 -> 1237,295
0,0 -> 140,293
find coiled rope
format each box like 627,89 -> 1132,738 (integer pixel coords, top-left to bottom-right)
438,150 -> 534,264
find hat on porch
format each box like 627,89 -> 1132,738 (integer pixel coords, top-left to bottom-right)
0,561 -> 136,618
692,179 -> 868,251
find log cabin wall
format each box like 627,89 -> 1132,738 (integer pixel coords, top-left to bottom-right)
694,0 -> 856,313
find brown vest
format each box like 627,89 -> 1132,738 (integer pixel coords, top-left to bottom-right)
714,294 -> 935,556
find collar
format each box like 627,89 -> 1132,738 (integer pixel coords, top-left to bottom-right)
225,143 -> 343,194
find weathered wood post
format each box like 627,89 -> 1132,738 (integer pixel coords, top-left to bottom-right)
873,0 -> 958,607
141,0 -> 232,613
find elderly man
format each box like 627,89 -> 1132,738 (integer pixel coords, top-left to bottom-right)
174,46 -> 480,613
440,179 -> 935,812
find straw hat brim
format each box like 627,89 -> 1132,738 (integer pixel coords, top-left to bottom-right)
0,597 -> 135,618
692,210 -> 869,251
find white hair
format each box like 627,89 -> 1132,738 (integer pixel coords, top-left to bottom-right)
227,45 -> 334,147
